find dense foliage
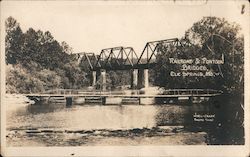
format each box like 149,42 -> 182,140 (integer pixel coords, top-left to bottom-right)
152,17 -> 244,144
153,17 -> 243,94
5,17 -> 89,93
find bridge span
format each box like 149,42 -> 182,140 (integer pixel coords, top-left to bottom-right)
25,89 -> 223,106
76,38 -> 190,90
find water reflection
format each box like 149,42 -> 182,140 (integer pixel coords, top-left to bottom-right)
7,101 -> 213,131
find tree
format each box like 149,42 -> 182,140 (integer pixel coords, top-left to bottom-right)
152,17 -> 244,144
61,41 -> 73,54
5,17 -> 92,93
185,17 -> 243,95
5,16 -> 24,64
196,17 -> 244,144
154,17 -> 243,93
22,28 -> 41,66
189,17 -> 244,145
64,61 -> 89,89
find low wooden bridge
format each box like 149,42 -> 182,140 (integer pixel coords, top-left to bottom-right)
24,88 -> 223,105
24,89 -> 222,97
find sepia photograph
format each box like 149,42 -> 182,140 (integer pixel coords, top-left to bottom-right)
0,0 -> 249,156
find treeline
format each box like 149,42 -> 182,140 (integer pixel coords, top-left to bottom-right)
153,17 -> 244,96
5,16 -> 132,93
151,17 -> 244,144
5,16 -> 90,93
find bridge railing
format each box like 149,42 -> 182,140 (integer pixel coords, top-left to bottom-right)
43,89 -> 129,95
162,89 -> 223,96
42,88 -> 223,96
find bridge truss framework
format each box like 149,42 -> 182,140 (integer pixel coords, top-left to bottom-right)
75,38 -> 190,90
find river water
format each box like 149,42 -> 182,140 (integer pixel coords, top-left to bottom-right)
6,95 -> 213,146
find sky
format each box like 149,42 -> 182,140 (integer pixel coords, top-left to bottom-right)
1,1 -> 248,55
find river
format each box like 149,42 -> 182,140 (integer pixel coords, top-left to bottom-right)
5,94 -> 212,146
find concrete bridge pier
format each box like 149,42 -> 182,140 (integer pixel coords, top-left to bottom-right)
144,69 -> 149,88
138,69 -> 149,89
92,71 -> 96,87
131,69 -> 138,89
101,69 -> 106,91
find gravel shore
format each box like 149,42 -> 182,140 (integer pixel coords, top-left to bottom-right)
7,127 -> 207,146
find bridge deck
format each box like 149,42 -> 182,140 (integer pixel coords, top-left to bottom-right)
23,89 -> 223,98
23,93 -> 221,98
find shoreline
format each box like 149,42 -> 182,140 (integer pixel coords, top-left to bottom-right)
6,127 -> 207,146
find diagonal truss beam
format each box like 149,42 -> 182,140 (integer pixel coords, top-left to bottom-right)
95,46 -> 138,70
83,38 -> 188,71
137,38 -> 180,65
74,52 -> 99,70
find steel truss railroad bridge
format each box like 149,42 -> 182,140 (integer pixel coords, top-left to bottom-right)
24,38 -> 224,105
76,38 -> 190,90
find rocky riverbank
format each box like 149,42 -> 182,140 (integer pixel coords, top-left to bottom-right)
7,126 -> 207,146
